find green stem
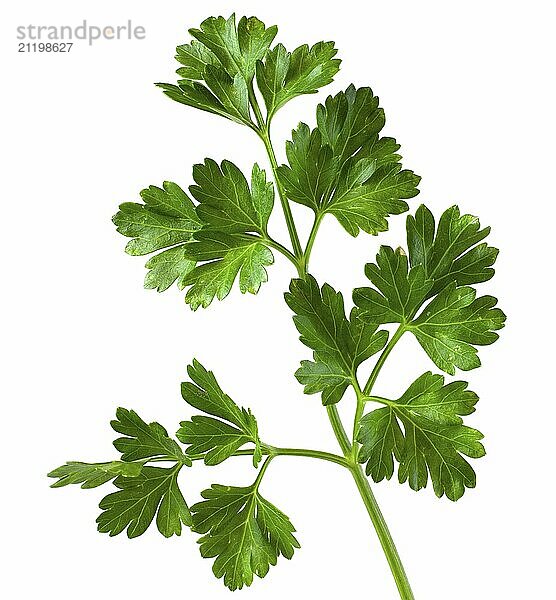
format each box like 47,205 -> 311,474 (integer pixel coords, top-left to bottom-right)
365,395 -> 395,406
302,212 -> 324,273
261,236 -> 301,270
350,464 -> 416,600
351,378 -> 366,452
259,128 -> 304,262
238,232 -> 300,271
326,405 -> 352,457
267,445 -> 349,468
253,455 -> 273,488
326,404 -> 415,600
248,82 -> 304,265
363,324 -> 406,395
149,447 -> 347,467
248,83 -> 265,130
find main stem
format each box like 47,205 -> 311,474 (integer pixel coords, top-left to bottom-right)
350,464 -> 415,600
327,405 -> 415,600
256,114 -> 415,600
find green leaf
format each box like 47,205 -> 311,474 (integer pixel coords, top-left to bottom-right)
179,360 -> 262,466
192,483 -> 299,590
317,85 -> 385,163
256,41 -> 340,119
285,275 -> 353,364
325,162 -> 419,237
175,39 -> 220,80
295,359 -> 350,406
159,15 -> 276,125
113,161 -> 276,306
190,15 -> 277,82
358,408 -> 404,483
408,284 -> 506,374
202,67 -> 251,124
190,160 -> 273,235
285,275 -> 354,376
396,371 -> 480,425
407,204 -> 499,297
358,372 -> 484,500
278,86 -> 420,236
112,201 -> 194,255
183,233 -> 273,309
178,417 -> 254,466
285,276 -> 387,404
157,81 -> 250,126
352,206 -> 504,372
353,245 -> 432,324
113,181 -> 201,292
350,307 -> 390,366
178,160 -> 275,309
144,245 -> 196,292
278,125 -> 337,210
97,466 -> 191,538
113,182 -> 200,256
48,461 -> 142,489
111,408 -> 191,465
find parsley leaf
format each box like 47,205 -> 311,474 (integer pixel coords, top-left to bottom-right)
50,412 -> 192,538
278,124 -> 337,209
179,360 -> 262,466
358,372 -> 484,501
182,161 -> 275,309
183,234 -> 273,309
113,162 -> 276,307
157,80 -> 252,126
407,204 -> 499,297
175,39 -> 220,80
353,205 -> 506,373
192,483 -> 299,590
353,245 -> 432,324
143,245 -> 196,292
350,307 -> 390,365
286,276 -> 387,404
256,42 -> 340,120
189,15 -> 277,83
48,461 -> 142,489
97,465 -> 191,538
112,182 -> 200,292
191,160 -> 273,235
295,359 -> 350,406
201,67 -> 251,123
278,85 -> 420,236
113,182 -> 200,255
111,408 -> 191,465
285,275 -> 354,371
158,15 -> 276,126
408,284 -> 506,374
357,408 -> 404,483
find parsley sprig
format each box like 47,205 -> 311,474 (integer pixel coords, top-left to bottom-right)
50,14 -> 505,599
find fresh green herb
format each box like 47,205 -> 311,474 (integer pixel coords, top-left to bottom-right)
50,14 -> 505,599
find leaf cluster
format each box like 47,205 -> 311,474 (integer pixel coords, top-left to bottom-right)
113,13 -> 419,309
49,360 -> 298,588
278,85 -> 420,236
288,204 -> 505,499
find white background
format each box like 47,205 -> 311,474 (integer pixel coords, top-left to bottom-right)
2,1 -> 555,598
